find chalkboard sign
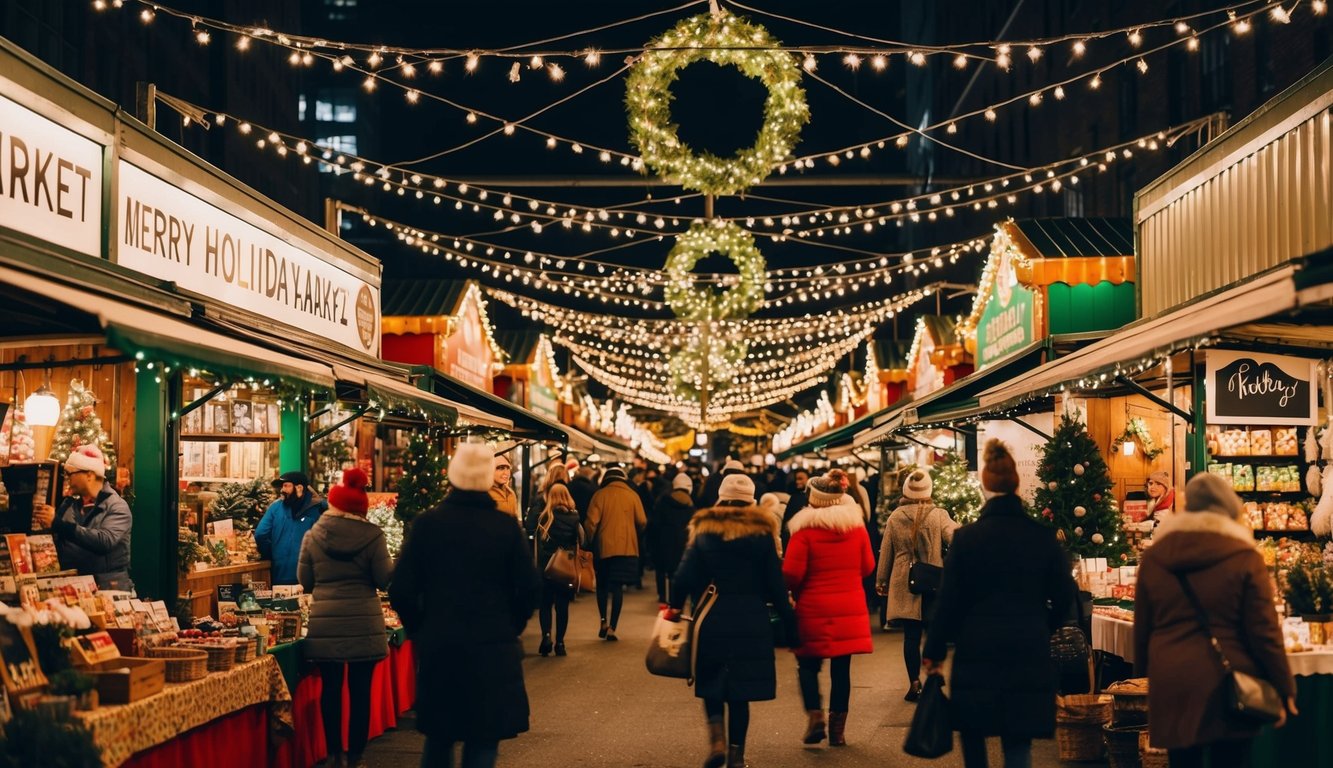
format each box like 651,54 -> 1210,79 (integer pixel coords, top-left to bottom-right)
1206,351 -> 1317,426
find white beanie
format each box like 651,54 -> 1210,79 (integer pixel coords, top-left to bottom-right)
903,469 -> 933,501
722,458 -> 745,475
718,474 -> 756,504
448,443 -> 495,492
672,473 -> 693,493
64,445 -> 107,478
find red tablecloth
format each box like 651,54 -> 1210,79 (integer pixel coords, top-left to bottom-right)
121,640 -> 415,768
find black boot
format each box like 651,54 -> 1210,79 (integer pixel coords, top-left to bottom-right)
538,634 -> 552,657
703,722 -> 726,768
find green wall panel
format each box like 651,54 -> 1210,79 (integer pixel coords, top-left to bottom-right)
280,403 -> 309,475
1047,281 -> 1136,335
131,368 -> 175,602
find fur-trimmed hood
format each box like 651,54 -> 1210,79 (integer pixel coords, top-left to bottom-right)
1145,510 -> 1256,573
687,503 -> 777,545
787,499 -> 866,534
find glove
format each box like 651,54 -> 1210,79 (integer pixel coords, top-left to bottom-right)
661,607 -> 683,622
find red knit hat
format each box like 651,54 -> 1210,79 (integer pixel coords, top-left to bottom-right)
329,468 -> 370,516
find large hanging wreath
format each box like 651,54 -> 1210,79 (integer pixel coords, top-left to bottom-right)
1112,416 -> 1165,461
626,10 -> 809,196
664,220 -> 766,321
669,339 -> 749,400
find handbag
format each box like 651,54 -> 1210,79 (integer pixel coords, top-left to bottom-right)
543,545 -> 581,591
645,583 -> 717,685
903,674 -> 953,758
768,602 -> 799,648
1175,572 -> 1285,724
576,548 -> 597,593
907,506 -> 942,596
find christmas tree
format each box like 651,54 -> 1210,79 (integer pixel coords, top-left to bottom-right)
4,408 -> 35,464
394,432 -> 447,526
207,479 -> 275,533
48,380 -> 116,469
931,450 -> 984,524
1032,412 -> 1131,562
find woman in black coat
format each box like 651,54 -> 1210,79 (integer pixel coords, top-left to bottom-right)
648,473 -> 695,604
924,440 -> 1077,768
523,484 -> 583,657
390,444 -> 540,768
668,474 -> 790,768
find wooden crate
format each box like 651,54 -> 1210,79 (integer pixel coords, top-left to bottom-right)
86,657 -> 166,704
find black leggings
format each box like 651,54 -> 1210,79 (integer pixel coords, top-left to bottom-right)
1167,740 -> 1254,768
538,580 -> 572,641
797,655 -> 852,712
597,582 -> 625,629
901,594 -> 934,682
703,698 -> 750,748
317,660 -> 377,758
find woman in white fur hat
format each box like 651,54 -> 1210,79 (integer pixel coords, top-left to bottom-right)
875,467 -> 959,701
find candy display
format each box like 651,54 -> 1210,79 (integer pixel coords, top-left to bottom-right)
1250,429 -> 1273,456
1217,428 -> 1250,456
1246,501 -> 1311,531
1255,465 -> 1303,492
1275,428 -> 1300,456
1232,463 -> 1255,492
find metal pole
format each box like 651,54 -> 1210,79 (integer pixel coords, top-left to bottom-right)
324,198 -> 341,236
135,82 -> 156,127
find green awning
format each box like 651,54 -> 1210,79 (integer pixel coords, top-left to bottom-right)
777,409 -> 879,461
414,367 -> 567,441
906,342 -> 1049,426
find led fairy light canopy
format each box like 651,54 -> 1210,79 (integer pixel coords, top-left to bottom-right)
626,9 -> 810,196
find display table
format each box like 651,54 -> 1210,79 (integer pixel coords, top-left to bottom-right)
76,654 -> 292,768
1091,608 -> 1333,767
180,560 -> 273,620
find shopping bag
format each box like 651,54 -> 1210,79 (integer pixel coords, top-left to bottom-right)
903,674 -> 953,758
645,613 -> 692,680
576,549 -> 597,593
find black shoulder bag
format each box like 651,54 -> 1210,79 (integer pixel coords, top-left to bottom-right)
1174,571 -> 1284,724
907,506 -> 942,596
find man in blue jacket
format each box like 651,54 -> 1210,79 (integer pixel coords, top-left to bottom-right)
254,471 -> 326,585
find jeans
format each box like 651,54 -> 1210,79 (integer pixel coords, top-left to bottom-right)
960,732 -> 1032,768
538,580 -> 571,642
420,738 -> 499,768
797,655 -> 852,712
316,660 -> 376,759
1167,739 -> 1254,768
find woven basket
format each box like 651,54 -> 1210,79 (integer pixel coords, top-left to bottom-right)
1103,724 -> 1147,768
1139,731 -> 1168,768
1057,694 -> 1113,724
1057,722 -> 1105,761
147,647 -> 209,682
201,643 -> 236,672
234,638 -> 257,664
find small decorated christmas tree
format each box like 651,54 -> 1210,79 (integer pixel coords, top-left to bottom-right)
1032,412 -> 1131,562
48,380 -> 116,469
394,432 -> 447,526
4,408 -> 36,464
931,450 -> 984,524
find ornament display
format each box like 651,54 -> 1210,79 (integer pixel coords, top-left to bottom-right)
5,409 -> 35,464
1031,413 -> 1131,561
626,10 -> 809,196
663,221 -> 766,321
1074,505 -> 1086,517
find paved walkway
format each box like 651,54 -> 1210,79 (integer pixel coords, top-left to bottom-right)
364,584 -> 1093,767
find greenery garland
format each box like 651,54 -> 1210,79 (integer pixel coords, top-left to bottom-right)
1112,416 -> 1164,461
668,339 -> 749,400
626,10 -> 809,196
664,220 -> 766,321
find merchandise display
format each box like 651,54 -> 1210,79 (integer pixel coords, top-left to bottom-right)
1206,424 -> 1318,538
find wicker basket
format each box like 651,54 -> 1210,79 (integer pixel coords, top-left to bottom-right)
201,643 -> 236,672
234,638 -> 257,664
147,647 -> 209,682
1138,731 -> 1168,768
1103,724 -> 1147,768
1056,694 -> 1112,761
1108,678 -> 1150,727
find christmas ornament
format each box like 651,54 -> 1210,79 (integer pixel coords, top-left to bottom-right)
626,9 -> 809,196
1073,463 -> 1086,476
1092,533 -> 1105,544
1093,493 -> 1102,502
1074,505 -> 1086,517
1048,481 -> 1058,491
1074,526 -> 1084,536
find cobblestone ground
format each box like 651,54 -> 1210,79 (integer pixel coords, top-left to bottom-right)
363,583 -> 1091,767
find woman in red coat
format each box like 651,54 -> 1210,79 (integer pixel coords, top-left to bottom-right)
783,469 -> 876,747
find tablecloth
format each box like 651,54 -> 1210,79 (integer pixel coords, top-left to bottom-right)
1092,612 -> 1137,664
76,654 -> 292,768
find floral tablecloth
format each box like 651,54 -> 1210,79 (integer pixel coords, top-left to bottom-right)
75,654 -> 293,768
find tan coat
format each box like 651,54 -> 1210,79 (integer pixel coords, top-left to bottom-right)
584,479 -> 646,558
1134,510 -> 1296,749
489,484 -> 519,520
876,501 -> 958,620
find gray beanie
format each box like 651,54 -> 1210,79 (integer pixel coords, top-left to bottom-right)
1183,473 -> 1244,521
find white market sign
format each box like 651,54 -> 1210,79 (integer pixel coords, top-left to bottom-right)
0,93 -> 103,257
1206,350 -> 1316,426
116,161 -> 379,354
977,412 -> 1054,504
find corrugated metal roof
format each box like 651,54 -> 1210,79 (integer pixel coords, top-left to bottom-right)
382,279 -> 466,316
873,338 -> 910,369
496,329 -> 540,364
921,315 -> 958,346
1014,218 -> 1133,258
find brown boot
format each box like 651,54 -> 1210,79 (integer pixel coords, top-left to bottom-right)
801,709 -> 826,744
828,711 -> 848,746
727,744 -> 747,767
703,721 -> 726,768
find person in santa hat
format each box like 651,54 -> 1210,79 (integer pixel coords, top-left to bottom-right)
33,444 -> 134,591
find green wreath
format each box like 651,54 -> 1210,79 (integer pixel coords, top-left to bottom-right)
664,220 -> 766,321
669,339 -> 749,400
626,10 -> 810,196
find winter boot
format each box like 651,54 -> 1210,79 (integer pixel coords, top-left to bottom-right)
727,744 -> 748,767
801,709 -> 826,744
703,721 -> 726,768
828,711 -> 848,746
